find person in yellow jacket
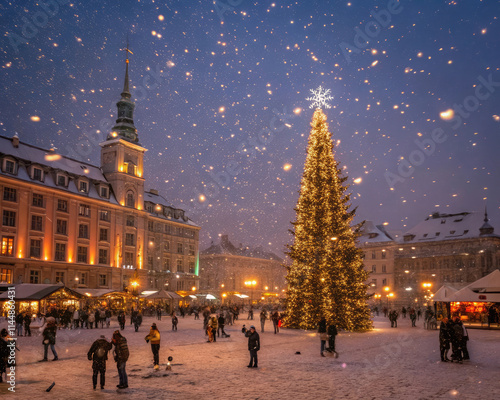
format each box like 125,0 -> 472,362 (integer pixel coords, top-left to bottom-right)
210,316 -> 218,343
145,323 -> 161,369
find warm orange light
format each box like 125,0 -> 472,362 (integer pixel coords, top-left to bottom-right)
222,293 -> 227,297
383,286 -> 390,292
191,286 -> 197,291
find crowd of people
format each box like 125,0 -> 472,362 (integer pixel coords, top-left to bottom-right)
439,316 -> 470,363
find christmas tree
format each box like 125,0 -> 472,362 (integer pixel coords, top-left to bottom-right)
285,107 -> 372,331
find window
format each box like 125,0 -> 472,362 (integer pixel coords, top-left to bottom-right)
31,215 -> 43,231
382,265 -> 387,273
57,174 -> 67,187
1,237 -> 14,256
148,221 -> 154,231
77,246 -> 88,263
79,272 -> 88,286
5,159 -> 16,174
176,259 -> 183,272
79,180 -> 88,193
32,193 -> 44,208
163,257 -> 171,270
382,278 -> 387,286
189,261 -> 195,274
381,251 -> 386,259
33,167 -> 43,181
100,186 -> 109,198
148,256 -> 154,269
372,265 -> 376,273
78,224 -> 89,239
30,239 -> 41,259
126,192 -> 135,207
164,241 -> 170,252
99,228 -> 108,242
99,210 -> 110,222
0,268 -> 12,284
79,204 -> 90,217
125,233 -> 135,246
188,244 -> 195,256
3,187 -> 16,202
124,252 -> 134,266
30,270 -> 40,284
177,243 -> 183,254
2,210 -> 16,227
126,215 -> 135,227
55,272 -> 65,284
56,219 -> 67,235
371,251 -> 376,259
99,248 -> 108,265
371,279 -> 377,288
99,274 -> 108,287
57,199 -> 68,212
164,224 -> 171,234
55,243 -> 66,261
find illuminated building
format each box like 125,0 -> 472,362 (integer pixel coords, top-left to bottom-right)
0,56 -> 200,292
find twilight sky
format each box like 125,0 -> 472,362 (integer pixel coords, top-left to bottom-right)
1,0 -> 499,256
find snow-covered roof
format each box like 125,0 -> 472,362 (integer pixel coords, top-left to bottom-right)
201,235 -> 282,261
449,286 -> 500,303
358,221 -> 394,244
73,288 -> 122,297
432,285 -> 458,302
402,212 -> 500,243
144,190 -> 199,227
0,283 -> 83,300
466,269 -> 500,293
0,135 -> 119,205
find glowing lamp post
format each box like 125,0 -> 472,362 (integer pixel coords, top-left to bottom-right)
244,280 -> 257,305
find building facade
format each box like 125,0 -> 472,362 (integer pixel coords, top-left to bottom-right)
0,58 -> 200,292
358,221 -> 396,299
199,235 -> 286,302
393,211 -> 500,304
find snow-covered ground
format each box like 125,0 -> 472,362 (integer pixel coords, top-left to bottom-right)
1,314 -> 499,400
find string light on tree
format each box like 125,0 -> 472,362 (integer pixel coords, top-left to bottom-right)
306,85 -> 334,109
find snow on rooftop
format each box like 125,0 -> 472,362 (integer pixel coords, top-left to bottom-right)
358,221 -> 394,244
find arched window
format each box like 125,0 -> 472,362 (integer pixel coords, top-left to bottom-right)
126,191 -> 135,208
127,162 -> 136,176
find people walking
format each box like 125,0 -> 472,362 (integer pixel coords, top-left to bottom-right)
24,313 -> 32,337
87,334 -> 112,390
272,311 -> 280,334
118,311 -> 126,330
458,318 -> 470,361
318,317 -> 327,357
134,312 -> 143,332
145,323 -> 161,369
259,310 -> 267,332
112,330 -> 129,389
73,309 -> 80,329
210,316 -> 218,342
450,317 -> 464,362
327,323 -> 338,354
217,314 -> 226,337
409,308 -> 417,327
245,325 -> 260,368
15,312 -> 24,336
42,320 -> 58,361
439,317 -> 451,362
172,314 -> 178,331
88,311 -> 95,329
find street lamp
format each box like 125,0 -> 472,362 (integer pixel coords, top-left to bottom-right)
387,292 -> 394,308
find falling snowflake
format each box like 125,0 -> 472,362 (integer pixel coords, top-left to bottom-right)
306,86 -> 334,109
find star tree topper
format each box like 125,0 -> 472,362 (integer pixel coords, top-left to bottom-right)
306,85 -> 334,109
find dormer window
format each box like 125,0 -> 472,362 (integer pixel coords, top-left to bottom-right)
32,166 -> 43,182
464,230 -> 469,234
57,174 -> 68,187
3,158 -> 17,174
79,180 -> 88,193
99,185 -> 109,199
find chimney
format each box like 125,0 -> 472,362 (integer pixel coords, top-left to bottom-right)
12,132 -> 19,148
149,189 -> 159,195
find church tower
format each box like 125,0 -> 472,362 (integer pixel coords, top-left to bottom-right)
100,48 -> 146,210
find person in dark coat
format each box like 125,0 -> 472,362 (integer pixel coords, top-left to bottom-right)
42,321 -> 58,361
118,311 -> 126,330
318,317 -> 327,357
439,317 -> 451,362
327,323 -> 338,353
112,330 -> 129,389
450,317 -> 464,362
271,311 -> 280,334
172,314 -> 178,331
218,314 -> 226,337
457,318 -> 470,361
88,335 -> 113,390
0,329 -> 11,383
24,313 -> 32,336
245,325 -> 260,368
134,312 -> 143,332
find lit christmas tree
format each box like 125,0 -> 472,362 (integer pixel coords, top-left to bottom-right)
285,100 -> 372,331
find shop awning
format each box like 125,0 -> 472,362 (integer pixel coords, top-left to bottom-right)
466,269 -> 500,292
0,284 -> 84,301
143,289 -> 173,299
449,286 -> 500,303
73,289 -> 121,298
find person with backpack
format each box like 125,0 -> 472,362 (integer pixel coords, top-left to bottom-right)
145,323 -> 161,369
112,330 -> 129,389
88,335 -> 113,390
